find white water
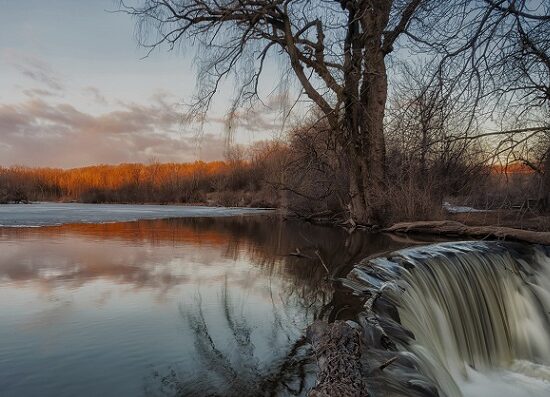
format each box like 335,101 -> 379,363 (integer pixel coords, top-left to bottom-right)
393,243 -> 550,397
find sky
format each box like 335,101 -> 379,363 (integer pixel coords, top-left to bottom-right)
0,0 -> 283,168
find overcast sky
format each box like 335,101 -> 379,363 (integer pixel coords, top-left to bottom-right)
0,0 -> 284,168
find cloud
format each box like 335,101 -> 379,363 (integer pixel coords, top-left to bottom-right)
22,88 -> 58,98
227,109 -> 283,133
3,49 -> 64,92
0,49 -> 273,166
209,107 -> 285,135
0,96 -> 227,168
82,86 -> 107,105
207,92 -> 299,135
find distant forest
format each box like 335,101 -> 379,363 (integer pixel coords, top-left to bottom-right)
0,156 -> 279,208
1,121 -> 549,227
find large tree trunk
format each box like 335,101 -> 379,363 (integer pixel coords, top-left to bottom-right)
342,1 -> 390,226
348,157 -> 370,225
359,49 -> 388,226
542,150 -> 550,212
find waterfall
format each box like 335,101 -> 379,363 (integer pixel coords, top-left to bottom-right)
346,241 -> 550,397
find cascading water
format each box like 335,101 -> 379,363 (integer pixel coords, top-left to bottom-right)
346,241 -> 550,397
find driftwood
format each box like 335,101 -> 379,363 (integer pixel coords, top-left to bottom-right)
306,320 -> 368,397
385,220 -> 550,245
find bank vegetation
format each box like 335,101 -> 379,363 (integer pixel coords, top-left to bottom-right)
1,114 -> 549,230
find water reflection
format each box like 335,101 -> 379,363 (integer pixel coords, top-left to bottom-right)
157,280 -> 315,397
0,216 -> 413,397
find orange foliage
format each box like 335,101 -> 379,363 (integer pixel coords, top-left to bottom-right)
491,162 -> 536,175
0,160 -> 276,206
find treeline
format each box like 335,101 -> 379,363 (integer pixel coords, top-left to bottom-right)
1,123 -> 548,224
0,157 -> 280,207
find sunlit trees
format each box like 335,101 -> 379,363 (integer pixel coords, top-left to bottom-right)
0,160 -> 280,206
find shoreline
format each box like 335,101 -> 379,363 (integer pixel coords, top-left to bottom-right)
385,220 -> 550,246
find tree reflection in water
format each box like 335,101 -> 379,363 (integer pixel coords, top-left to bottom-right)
154,283 -> 313,397
140,216 -> 412,397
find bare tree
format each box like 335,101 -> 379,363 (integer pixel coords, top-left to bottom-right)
384,63 -> 490,220
436,1 -> 550,211
120,0 -> 428,225
411,1 -> 550,148
388,0 -> 550,215
121,0 -> 550,225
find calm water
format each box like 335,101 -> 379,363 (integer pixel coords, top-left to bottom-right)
0,212 -> 414,397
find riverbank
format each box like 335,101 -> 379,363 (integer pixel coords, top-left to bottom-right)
386,220 -> 550,245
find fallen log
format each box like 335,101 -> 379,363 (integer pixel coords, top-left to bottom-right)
385,220 -> 550,245
306,320 -> 368,397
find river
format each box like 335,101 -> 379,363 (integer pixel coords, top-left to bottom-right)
0,204 -> 413,396
3,204 -> 549,396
